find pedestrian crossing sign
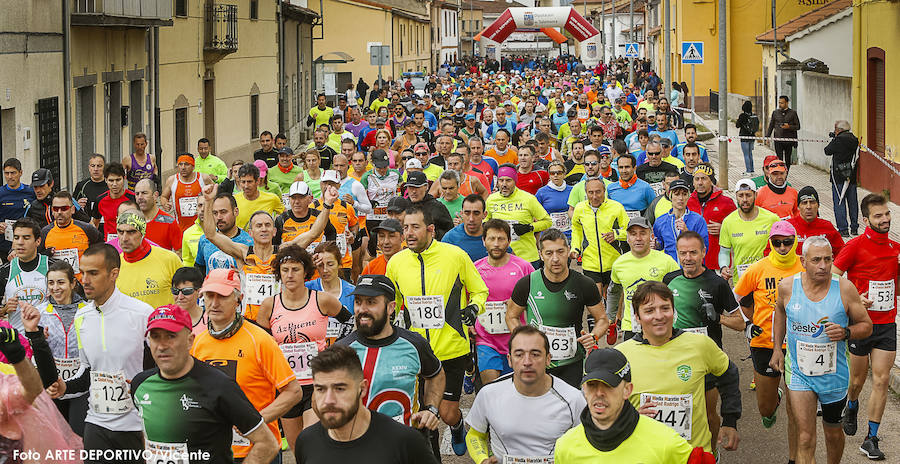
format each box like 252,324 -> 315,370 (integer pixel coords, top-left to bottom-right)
681,41 -> 704,64
624,43 -> 639,58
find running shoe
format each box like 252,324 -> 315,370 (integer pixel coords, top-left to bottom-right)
761,388 -> 783,429
859,436 -> 885,460
463,371 -> 475,395
842,402 -> 858,436
450,421 -> 467,456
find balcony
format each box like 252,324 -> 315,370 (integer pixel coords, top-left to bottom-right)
71,0 -> 173,27
205,3 -> 239,62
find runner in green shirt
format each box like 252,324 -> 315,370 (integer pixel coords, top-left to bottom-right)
718,179 -> 779,285
195,138 -> 227,184
267,147 -> 304,195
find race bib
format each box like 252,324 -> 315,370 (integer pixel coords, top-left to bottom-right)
736,264 -> 750,278
244,273 -> 278,306
4,219 -> 13,242
282,193 -> 291,210
406,295 -> 445,329
232,429 -> 250,447
550,212 -> 571,232
503,457 -> 554,464
370,206 -> 389,221
868,280 -> 895,312
280,342 -> 318,380
178,196 -> 199,217
505,220 -> 520,241
541,325 -> 577,361
326,318 -> 343,339
55,357 -> 80,382
796,340 -> 837,377
641,393 -> 693,440
336,233 -> 349,256
626,210 -> 641,220
90,371 -> 133,414
306,241 -> 321,254
106,233 -> 118,242
682,326 -> 709,337
478,301 -> 509,335
577,108 -> 590,120
650,182 -> 666,196
53,248 -> 80,273
145,440 -> 189,464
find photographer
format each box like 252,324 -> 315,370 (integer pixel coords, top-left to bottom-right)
824,120 -> 860,237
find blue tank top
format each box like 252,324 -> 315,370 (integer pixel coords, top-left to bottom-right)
786,274 -> 849,402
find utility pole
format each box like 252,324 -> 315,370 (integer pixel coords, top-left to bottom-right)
611,5 -> 616,60
601,0 -> 606,63
664,0 -> 671,99
629,0 -> 634,83
718,0 -> 728,188
772,0 -> 778,85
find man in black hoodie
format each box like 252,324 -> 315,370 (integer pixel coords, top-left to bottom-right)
824,120 -> 860,236
405,171 -> 453,240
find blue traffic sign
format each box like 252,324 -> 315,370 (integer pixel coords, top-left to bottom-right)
624,43 -> 639,58
681,41 -> 704,64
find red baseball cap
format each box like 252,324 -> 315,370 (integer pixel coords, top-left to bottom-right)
200,268 -> 242,296
146,304 -> 192,334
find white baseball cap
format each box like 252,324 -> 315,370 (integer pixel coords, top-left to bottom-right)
321,170 -> 341,184
735,178 -> 757,192
289,181 -> 311,197
405,158 -> 423,170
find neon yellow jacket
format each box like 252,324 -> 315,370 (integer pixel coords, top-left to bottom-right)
386,240 -> 488,361
485,188 -> 552,262
571,198 -> 629,273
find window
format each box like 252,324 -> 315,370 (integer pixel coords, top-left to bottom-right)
250,94 -> 259,139
250,0 -> 258,20
867,47 -> 886,154
175,107 -> 187,154
175,0 -> 187,17
75,86 -> 95,174
400,24 -> 405,56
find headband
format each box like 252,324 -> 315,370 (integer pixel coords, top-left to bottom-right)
177,155 -> 195,166
695,165 -> 714,177
497,166 -> 518,181
117,210 -> 147,236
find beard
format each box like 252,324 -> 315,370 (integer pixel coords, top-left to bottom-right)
356,310 -> 388,337
314,395 -> 361,430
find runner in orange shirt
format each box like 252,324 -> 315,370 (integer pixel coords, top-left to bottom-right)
161,153 -> 213,231
360,219 -> 405,276
484,129 -> 518,166
40,191 -> 103,280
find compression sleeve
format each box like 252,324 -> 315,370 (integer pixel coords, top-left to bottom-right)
718,246 -> 732,269
336,306 -> 353,323
715,360 -> 742,428
465,427 -> 491,464
24,329 -> 58,388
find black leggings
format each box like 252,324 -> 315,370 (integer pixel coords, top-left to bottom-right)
774,142 -> 794,171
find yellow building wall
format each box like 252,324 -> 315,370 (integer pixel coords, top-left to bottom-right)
69,27 -> 149,165
392,16 -> 432,77
313,0 -> 393,85
158,0 -> 279,170
852,0 -> 899,161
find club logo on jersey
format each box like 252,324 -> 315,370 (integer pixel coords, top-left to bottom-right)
180,394 -> 201,411
790,317 -> 828,338
534,291 -> 544,300
564,290 -> 576,301
676,364 -> 692,382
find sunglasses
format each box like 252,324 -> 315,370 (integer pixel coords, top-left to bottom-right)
51,205 -> 72,212
402,156 -> 413,161
549,170 -> 565,175
767,163 -> 786,168
172,287 -> 197,296
584,161 -> 599,166
415,152 -> 429,156
648,151 -> 662,156
771,238 -> 795,248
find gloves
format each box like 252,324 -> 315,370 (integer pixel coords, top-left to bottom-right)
606,321 -> 618,346
0,327 -> 26,364
461,304 -> 479,327
745,322 -> 763,339
511,223 -> 534,236
702,302 -> 719,324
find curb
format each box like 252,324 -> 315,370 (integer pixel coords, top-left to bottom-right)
891,368 -> 900,396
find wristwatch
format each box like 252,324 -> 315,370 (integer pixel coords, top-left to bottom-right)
844,327 -> 852,341
424,404 -> 441,420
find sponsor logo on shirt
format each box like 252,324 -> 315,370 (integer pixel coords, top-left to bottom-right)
790,316 -> 828,338
676,364 -> 692,381
180,394 -> 201,411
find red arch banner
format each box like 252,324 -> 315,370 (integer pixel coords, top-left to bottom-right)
480,7 -> 600,44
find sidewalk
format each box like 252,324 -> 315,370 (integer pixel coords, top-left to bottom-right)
693,112 -> 900,394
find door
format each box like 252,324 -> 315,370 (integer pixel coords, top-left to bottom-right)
130,80 -> 143,141
37,97 -> 61,186
76,86 -> 95,175
204,78 -> 216,150
106,81 -> 122,162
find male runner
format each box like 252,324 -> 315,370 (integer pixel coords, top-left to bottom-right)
719,178 -> 779,284
485,165 -> 552,267
160,153 -> 211,231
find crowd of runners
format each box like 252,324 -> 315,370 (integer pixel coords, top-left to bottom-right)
0,58 -> 895,464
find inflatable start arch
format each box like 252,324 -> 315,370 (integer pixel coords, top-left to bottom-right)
478,7 -> 601,65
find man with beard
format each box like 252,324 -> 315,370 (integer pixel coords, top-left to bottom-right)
295,345 -> 438,462
337,275 -> 445,458
114,209 -> 182,309
719,179 -> 779,285
687,164 -> 736,271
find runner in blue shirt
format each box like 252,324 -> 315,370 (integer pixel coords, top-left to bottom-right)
0,159 -> 36,259
441,194 -> 490,261
606,154 -> 656,215
652,179 -> 709,262
535,161 -> 574,239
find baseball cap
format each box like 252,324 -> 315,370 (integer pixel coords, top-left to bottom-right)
503,100 -> 514,107
581,348 -> 631,386
375,117 -> 387,125
289,181 -> 311,197
668,179 -> 690,192
406,171 -> 429,188
770,220 -> 797,238
765,157 -> 787,173
797,186 -> 819,203
253,159 -> 268,177
31,168 -> 52,187
200,268 -> 242,297
464,113 -> 475,121
413,142 -> 430,153
372,149 -> 390,169
405,158 -> 423,170
278,147 -> 294,156
352,274 -> 396,300
372,218 -> 402,234
762,155 -> 780,168
735,178 -> 757,192
454,101 -> 465,109
146,304 -> 192,334
321,170 -> 341,184
627,216 -> 652,230
386,196 -> 410,213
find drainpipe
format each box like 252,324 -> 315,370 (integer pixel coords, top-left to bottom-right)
62,0 -> 73,189
152,26 -> 161,171
278,0 -> 285,134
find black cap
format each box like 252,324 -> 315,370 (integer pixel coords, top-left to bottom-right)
668,179 -> 690,192
278,147 -> 294,156
406,171 -> 429,188
372,149 -> 389,169
372,218 -> 402,233
351,274 -> 396,300
31,168 -> 52,187
386,196 -> 411,213
581,348 -> 631,386
797,185 -> 819,204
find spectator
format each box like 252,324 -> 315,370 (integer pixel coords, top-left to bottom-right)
823,120 -> 860,237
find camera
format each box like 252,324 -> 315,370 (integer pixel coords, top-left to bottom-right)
828,132 -> 835,138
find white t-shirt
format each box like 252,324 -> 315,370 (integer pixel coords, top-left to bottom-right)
466,374 -> 586,460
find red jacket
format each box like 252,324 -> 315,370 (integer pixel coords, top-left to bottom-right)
787,216 -> 845,257
688,187 -> 736,270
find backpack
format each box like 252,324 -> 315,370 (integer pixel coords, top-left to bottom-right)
743,114 -> 760,134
